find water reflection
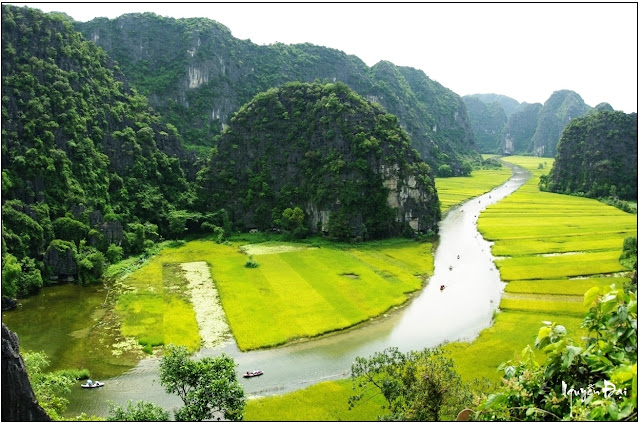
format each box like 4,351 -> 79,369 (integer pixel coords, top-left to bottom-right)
66,165 -> 529,417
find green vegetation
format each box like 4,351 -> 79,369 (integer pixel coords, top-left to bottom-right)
435,165 -> 512,214
243,157 -> 636,420
107,400 -> 169,421
474,286 -> 637,421
349,347 -> 472,421
541,110 -> 637,201
244,379 -> 387,421
478,155 -> 634,319
1,5 -> 194,299
23,351 -> 89,420
115,237 -> 433,351
446,311 -> 585,383
159,344 -> 245,421
197,81 -> 441,240
76,14 -> 480,174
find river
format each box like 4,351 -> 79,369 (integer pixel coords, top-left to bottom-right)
66,164 -> 530,417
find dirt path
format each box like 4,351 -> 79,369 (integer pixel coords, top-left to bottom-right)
181,261 -> 231,349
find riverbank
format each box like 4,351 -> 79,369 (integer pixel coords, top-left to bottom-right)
60,164 -> 525,418
244,157 -> 636,420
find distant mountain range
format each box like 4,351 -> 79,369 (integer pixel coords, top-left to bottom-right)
75,12 -> 479,176
463,91 -> 614,156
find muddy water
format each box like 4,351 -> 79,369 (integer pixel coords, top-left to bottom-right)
66,165 -> 530,417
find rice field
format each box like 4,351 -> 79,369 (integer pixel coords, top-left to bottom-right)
241,156 -> 636,421
435,166 -> 513,214
113,238 -> 433,352
244,379 -> 388,421
477,154 -> 635,323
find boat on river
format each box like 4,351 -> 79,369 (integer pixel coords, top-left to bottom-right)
81,380 -> 104,389
243,370 -> 263,378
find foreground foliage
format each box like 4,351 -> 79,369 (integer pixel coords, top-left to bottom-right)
159,344 -> 245,421
23,351 -> 88,420
349,347 -> 472,421
107,400 -> 168,421
474,286 -> 637,421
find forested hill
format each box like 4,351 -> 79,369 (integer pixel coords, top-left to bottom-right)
1,5 -> 195,298
196,81 -> 441,240
463,90 -> 614,156
75,12 -> 479,176
1,5 -> 442,300
541,111 -> 638,200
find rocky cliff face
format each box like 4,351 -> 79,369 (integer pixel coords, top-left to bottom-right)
530,90 -> 592,156
2,323 -> 51,421
462,95 -> 508,153
198,82 -> 441,240
501,103 -> 543,155
467,91 -> 614,157
76,13 -> 479,174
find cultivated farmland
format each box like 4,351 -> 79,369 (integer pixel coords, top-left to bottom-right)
444,156 -> 636,386
436,166 -> 513,214
112,238 -> 434,352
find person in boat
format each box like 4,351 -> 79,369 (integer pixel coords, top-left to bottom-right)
440,284 -> 445,290
87,379 -> 93,386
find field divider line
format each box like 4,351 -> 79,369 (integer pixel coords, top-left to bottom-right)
180,261 -> 231,349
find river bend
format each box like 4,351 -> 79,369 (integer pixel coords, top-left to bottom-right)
66,165 -> 530,416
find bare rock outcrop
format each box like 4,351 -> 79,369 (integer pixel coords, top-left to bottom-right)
1,323 -> 51,421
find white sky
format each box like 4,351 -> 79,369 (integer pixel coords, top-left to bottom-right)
7,2 -> 638,113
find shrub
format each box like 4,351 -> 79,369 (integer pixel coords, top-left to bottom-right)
244,256 -> 259,268
105,244 -> 123,264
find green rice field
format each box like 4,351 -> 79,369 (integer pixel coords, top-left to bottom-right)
479,156 -> 635,316
435,166 -> 513,214
113,237 -> 434,352
243,156 -> 636,420
244,379 -> 388,421
6,155 -> 635,420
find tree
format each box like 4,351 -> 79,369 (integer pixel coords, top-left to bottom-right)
349,347 -> 472,421
281,206 -> 305,231
52,216 -> 89,247
23,351 -> 76,420
474,285 -> 637,421
1,253 -> 21,298
107,400 -> 169,421
159,344 -> 245,421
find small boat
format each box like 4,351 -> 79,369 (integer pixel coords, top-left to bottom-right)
449,265 -> 453,271
81,380 -> 104,389
243,370 -> 263,378
440,285 -> 445,291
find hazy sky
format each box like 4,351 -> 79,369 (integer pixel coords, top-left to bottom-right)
9,2 -> 638,113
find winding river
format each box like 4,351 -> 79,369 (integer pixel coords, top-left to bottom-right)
66,165 -> 530,417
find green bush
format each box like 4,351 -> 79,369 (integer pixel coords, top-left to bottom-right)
244,256 -> 259,268
105,244 -> 123,264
